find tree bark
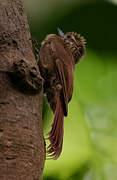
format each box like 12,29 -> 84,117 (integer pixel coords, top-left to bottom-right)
0,0 -> 45,179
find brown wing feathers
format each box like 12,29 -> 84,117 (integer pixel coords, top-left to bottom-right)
55,59 -> 68,116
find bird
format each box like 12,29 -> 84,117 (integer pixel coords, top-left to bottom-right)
39,28 -> 86,160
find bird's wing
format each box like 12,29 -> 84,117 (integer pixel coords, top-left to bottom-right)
67,65 -> 74,102
55,59 -> 68,116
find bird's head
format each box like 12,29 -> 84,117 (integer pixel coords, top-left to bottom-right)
58,28 -> 86,64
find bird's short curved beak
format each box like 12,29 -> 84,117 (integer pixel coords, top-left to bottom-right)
57,28 -> 64,38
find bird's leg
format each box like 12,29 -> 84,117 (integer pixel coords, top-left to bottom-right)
30,38 -> 40,63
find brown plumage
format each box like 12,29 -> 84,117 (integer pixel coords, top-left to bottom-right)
39,29 -> 86,160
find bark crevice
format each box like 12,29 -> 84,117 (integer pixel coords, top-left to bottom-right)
0,0 -> 45,179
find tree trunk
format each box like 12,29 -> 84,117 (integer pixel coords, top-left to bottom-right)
0,0 -> 45,179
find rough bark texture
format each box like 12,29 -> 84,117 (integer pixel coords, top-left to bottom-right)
0,0 -> 45,179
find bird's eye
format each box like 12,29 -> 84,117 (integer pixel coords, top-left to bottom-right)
67,35 -> 72,39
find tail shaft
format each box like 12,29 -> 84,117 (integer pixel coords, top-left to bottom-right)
47,96 -> 64,160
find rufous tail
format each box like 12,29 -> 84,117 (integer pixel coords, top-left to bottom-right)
47,96 -> 64,160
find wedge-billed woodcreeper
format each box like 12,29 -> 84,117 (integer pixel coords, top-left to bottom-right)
39,29 -> 86,160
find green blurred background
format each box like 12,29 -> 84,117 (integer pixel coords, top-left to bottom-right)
22,0 -> 117,179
